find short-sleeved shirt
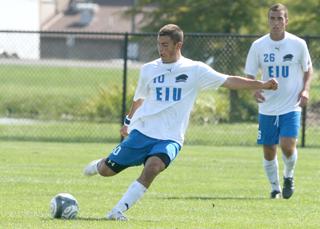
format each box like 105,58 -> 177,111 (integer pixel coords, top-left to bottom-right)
245,32 -> 312,115
129,56 -> 228,145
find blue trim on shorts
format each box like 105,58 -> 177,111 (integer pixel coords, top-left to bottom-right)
257,111 -> 301,145
107,129 -> 181,168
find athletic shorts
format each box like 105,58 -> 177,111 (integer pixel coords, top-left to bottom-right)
105,129 -> 181,173
257,111 -> 301,145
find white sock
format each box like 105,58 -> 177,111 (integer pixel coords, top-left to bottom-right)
282,149 -> 298,178
113,180 -> 147,213
263,157 -> 281,192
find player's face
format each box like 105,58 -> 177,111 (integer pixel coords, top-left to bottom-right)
268,10 -> 288,38
157,35 -> 181,63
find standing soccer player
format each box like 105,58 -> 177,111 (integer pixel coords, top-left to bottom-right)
245,3 -> 313,199
84,24 -> 278,220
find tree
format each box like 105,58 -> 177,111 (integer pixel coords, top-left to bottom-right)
283,0 -> 320,35
132,0 -> 271,33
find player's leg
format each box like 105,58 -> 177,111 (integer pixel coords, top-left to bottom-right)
104,150 -> 145,221
280,137 -> 297,199
83,146 -> 126,177
106,156 -> 167,221
137,155 -> 167,188
279,111 -> 301,199
258,113 -> 281,198
84,130 -> 151,221
280,137 -> 298,178
107,139 -> 180,221
139,140 -> 180,188
83,130 -> 145,177
263,145 -> 281,198
107,156 -> 166,220
83,158 -> 117,177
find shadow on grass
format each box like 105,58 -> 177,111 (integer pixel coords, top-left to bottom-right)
42,217 -> 106,221
44,217 -> 160,223
157,196 -> 266,201
74,217 -> 108,221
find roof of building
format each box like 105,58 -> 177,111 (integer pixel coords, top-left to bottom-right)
42,0 -> 148,33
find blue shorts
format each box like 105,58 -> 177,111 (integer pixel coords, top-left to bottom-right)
257,111 -> 301,145
105,130 -> 181,173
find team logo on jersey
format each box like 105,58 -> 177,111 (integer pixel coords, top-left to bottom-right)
283,54 -> 293,62
175,74 -> 188,83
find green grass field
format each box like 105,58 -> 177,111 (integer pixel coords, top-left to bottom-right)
1,141 -> 319,229
1,120 -> 320,147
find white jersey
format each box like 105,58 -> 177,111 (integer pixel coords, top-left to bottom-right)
245,32 -> 312,115
128,56 -> 228,145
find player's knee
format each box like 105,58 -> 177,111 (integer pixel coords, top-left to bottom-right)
97,159 -> 117,177
281,146 -> 295,157
280,140 -> 296,156
145,163 -> 164,176
144,157 -> 166,175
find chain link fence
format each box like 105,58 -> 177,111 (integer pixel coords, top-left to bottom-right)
0,31 -> 319,146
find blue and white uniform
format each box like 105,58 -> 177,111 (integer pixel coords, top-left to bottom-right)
107,56 -> 227,171
245,32 -> 312,115
130,56 -> 227,145
245,32 -> 312,144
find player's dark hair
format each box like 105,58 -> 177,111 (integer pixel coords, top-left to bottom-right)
158,24 -> 184,44
268,3 -> 288,18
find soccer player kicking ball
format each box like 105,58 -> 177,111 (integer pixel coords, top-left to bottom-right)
245,3 -> 313,199
84,24 -> 278,220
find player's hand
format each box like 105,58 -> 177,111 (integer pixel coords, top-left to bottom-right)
263,79 -> 278,90
253,90 -> 265,103
120,125 -> 129,137
298,89 -> 309,107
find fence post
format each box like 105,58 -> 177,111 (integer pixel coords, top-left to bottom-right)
301,106 -> 306,147
121,32 -> 129,142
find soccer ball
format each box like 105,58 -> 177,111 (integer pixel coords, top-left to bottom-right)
50,193 -> 79,219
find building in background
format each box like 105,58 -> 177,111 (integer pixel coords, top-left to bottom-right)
43,0 -> 143,33
1,0 -> 40,59
41,0 -> 147,61
0,0 -> 149,60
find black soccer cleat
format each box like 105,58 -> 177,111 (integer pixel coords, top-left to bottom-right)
282,177 -> 294,199
270,190 -> 282,199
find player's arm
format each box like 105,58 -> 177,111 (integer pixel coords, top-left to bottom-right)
126,99 -> 144,119
222,76 -> 278,90
244,42 -> 267,102
247,74 -> 266,103
299,67 -> 313,107
120,99 -> 144,137
120,64 -> 147,137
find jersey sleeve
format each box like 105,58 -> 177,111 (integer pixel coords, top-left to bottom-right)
301,40 -> 312,72
196,62 -> 228,90
245,43 -> 259,78
133,66 -> 148,101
